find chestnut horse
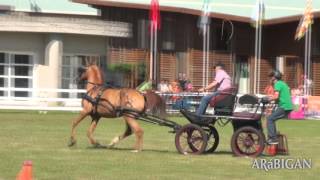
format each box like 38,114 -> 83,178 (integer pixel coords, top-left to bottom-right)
68,65 -> 165,152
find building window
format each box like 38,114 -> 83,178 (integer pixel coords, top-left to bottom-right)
60,55 -> 101,98
0,52 -> 33,97
162,16 -> 175,51
312,24 -> 320,55
137,19 -> 149,49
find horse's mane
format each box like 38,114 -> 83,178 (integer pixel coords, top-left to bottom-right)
88,65 -> 104,84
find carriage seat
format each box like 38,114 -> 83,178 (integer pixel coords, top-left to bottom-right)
209,87 -> 238,116
232,94 -> 262,121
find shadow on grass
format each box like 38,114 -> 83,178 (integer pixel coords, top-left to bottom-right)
205,150 -> 234,156
84,146 -> 240,156
81,145 -> 281,158
85,146 -> 177,154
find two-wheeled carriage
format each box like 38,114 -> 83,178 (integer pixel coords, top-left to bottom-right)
136,89 -> 269,157
174,90 -> 269,157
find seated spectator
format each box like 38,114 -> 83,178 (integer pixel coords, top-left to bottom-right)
169,79 -> 190,110
263,79 -> 275,116
264,79 -> 275,95
136,79 -> 153,93
185,80 -> 193,92
169,80 -> 181,101
178,73 -> 188,91
157,79 -> 170,93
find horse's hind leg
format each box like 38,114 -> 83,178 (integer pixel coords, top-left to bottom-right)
124,116 -> 144,152
108,122 -> 132,147
68,111 -> 88,147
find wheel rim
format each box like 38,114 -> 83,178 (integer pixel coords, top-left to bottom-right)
183,128 -> 204,152
235,131 -> 262,156
175,124 -> 207,155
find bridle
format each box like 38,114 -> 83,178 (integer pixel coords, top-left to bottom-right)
85,81 -> 104,94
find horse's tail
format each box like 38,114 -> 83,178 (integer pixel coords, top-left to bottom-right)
144,90 -> 167,118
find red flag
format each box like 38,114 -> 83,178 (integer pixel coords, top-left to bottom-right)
295,0 -> 313,40
149,0 -> 161,31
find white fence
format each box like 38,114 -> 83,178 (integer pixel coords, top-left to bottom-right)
0,88 -> 213,112
0,88 -> 85,111
0,88 -> 260,113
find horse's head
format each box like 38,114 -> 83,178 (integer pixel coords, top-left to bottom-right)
77,66 -> 88,83
77,65 -> 104,85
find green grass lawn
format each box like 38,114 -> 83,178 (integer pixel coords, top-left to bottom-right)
0,111 -> 319,180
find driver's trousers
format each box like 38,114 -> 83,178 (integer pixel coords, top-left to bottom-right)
196,91 -> 219,116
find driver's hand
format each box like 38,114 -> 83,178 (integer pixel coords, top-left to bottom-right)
261,96 -> 270,103
198,88 -> 205,92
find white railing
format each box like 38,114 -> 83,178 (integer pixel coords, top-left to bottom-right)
0,87 -> 263,113
0,88 -> 211,112
0,88 -> 86,111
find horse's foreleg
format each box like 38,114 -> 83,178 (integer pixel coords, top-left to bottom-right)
124,116 -> 144,152
108,122 -> 132,148
68,111 -> 88,147
87,119 -> 104,148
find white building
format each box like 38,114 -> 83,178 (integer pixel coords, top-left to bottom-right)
0,0 -> 131,110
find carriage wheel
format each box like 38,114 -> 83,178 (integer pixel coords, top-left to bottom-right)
175,124 -> 207,155
203,126 -> 219,153
231,126 -> 265,157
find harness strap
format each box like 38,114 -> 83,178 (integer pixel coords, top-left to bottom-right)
83,87 -> 105,117
83,88 -> 140,118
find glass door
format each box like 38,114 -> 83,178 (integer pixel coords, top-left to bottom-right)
235,56 -> 249,94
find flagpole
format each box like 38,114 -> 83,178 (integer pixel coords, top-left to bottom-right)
254,17 -> 259,94
258,24 -> 261,94
304,28 -> 308,96
257,1 -> 263,94
307,26 -> 312,96
202,24 -> 206,87
206,24 -> 210,86
150,26 -> 154,80
154,28 -> 158,81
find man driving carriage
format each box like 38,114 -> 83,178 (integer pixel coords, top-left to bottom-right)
196,62 -> 232,116
266,70 -> 293,145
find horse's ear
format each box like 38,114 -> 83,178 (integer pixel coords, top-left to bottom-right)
85,58 -> 90,66
90,59 -> 95,65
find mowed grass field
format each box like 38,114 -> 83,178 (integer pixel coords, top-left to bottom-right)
0,111 -> 319,180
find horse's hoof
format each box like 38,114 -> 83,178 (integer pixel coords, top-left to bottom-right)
107,143 -> 115,149
131,150 -> 141,153
107,136 -> 120,148
93,142 -> 107,149
68,138 -> 76,147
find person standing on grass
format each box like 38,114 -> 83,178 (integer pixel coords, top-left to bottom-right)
266,70 -> 293,144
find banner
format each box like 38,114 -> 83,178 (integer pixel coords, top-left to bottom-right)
305,96 -> 320,119
288,96 -> 305,120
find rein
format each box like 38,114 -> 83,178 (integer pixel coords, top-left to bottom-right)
87,81 -> 103,86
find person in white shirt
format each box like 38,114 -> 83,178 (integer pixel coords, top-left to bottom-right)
157,79 -> 170,93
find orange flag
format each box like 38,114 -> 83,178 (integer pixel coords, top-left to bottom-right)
295,0 -> 313,40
